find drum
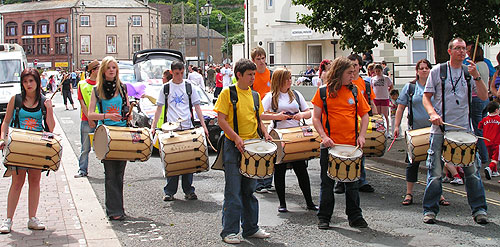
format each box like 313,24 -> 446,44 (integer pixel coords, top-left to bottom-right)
93,125 -> 153,162
240,139 -> 277,179
269,126 -> 320,164
405,127 -> 431,163
327,145 -> 363,182
442,131 -> 477,167
362,115 -> 387,157
158,127 -> 209,177
3,128 -> 62,171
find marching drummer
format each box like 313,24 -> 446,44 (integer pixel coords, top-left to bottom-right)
421,37 -> 488,224
311,57 -> 371,229
214,58 -> 273,244
87,56 -> 132,221
151,60 -> 208,202
0,68 -> 55,233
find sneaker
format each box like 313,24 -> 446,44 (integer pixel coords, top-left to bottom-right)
255,188 -> 268,193
74,173 -> 87,178
492,171 -> 500,177
278,206 -> 288,213
184,192 -> 198,200
334,183 -> 345,194
248,229 -> 270,239
450,177 -> 464,185
27,217 -> 45,230
423,214 -> 436,224
485,167 -> 492,180
223,233 -> 241,244
474,214 -> 489,225
163,194 -> 174,201
0,218 -> 12,233
359,184 -> 375,193
265,185 -> 275,192
318,221 -> 330,230
349,217 -> 368,228
306,204 -> 319,211
442,176 -> 451,183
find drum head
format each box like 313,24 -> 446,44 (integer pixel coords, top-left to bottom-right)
93,125 -> 110,160
161,122 -> 180,131
329,145 -> 362,159
444,131 -> 477,144
244,139 -> 277,154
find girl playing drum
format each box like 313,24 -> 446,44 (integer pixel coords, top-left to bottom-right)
87,56 -> 132,221
0,69 -> 55,233
261,68 -> 318,213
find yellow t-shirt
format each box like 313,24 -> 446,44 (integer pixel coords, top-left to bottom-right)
214,86 -> 263,141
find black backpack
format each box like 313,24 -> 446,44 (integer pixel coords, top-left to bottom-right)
11,94 -> 49,132
162,81 -> 195,127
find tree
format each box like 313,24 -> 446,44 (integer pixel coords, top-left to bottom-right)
292,0 -> 500,62
221,32 -> 243,57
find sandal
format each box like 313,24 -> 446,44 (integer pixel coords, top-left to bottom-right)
402,193 -> 413,205
439,198 -> 450,206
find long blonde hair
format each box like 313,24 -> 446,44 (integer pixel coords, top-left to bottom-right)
325,57 -> 354,98
96,56 -> 124,99
270,68 -> 294,111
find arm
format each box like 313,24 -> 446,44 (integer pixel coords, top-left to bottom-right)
194,104 -> 209,136
357,113 -> 369,148
393,104 -> 407,138
312,105 -> 334,147
44,99 -> 56,132
218,111 -> 244,153
490,71 -> 498,97
423,92 -> 442,126
259,116 -> 272,141
151,105 -> 163,135
293,108 -> 312,120
468,60 -> 488,100
260,111 -> 291,121
0,96 -> 16,148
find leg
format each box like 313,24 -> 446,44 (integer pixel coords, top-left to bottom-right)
103,160 -> 127,217
181,173 -> 195,194
274,163 -> 287,208
27,169 -> 42,218
240,175 -> 259,237
422,134 -> 445,217
77,121 -> 94,176
462,154 -> 488,217
62,90 -> 69,107
471,97 -> 489,165
292,161 -> 315,206
404,160 -> 420,203
221,138 -> 244,238
6,169 -> 27,219
163,175 -> 180,196
317,148 -> 335,223
344,180 -> 362,223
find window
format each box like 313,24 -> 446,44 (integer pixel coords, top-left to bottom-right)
37,20 -> 49,34
132,35 -> 142,53
6,39 -> 17,44
80,35 -> 90,54
307,44 -> 322,64
55,37 -> 67,54
80,15 -> 90,26
55,18 -> 67,33
6,22 -> 17,36
22,38 -> 35,55
412,39 -> 428,63
132,16 -> 142,26
191,39 -> 196,46
22,21 -> 35,35
266,0 -> 274,10
37,38 -> 49,55
106,16 -> 116,27
106,35 -> 117,53
268,42 -> 275,65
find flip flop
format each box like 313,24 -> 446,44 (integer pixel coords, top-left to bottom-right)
402,193 -> 413,206
439,199 -> 450,206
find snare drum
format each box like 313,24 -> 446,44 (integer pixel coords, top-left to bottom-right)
3,128 -> 62,171
158,127 -> 209,177
240,139 -> 277,179
405,127 -> 431,163
327,145 -> 363,182
442,131 -> 477,167
362,115 -> 387,157
93,125 -> 153,162
269,126 -> 320,164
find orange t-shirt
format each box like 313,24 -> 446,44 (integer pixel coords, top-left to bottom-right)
352,76 -> 376,103
253,68 -> 271,99
311,85 -> 371,145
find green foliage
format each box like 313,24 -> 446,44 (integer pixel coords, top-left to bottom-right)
221,32 -> 243,56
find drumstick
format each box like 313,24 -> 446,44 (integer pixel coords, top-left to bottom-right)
347,145 -> 359,157
49,74 -> 70,100
478,136 -> 491,142
472,35 -> 480,62
386,137 -> 397,152
206,137 -> 217,152
272,139 -> 291,142
442,122 -> 467,130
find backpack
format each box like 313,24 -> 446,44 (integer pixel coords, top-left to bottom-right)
439,62 -> 472,131
162,81 -> 195,127
11,94 -> 49,132
319,85 -> 358,141
271,90 -> 306,128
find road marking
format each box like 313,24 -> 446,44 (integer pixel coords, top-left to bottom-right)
366,165 -> 500,207
59,117 -> 74,125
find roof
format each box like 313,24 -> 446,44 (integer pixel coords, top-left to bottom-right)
0,0 -> 155,14
79,0 -> 153,9
162,24 -> 225,39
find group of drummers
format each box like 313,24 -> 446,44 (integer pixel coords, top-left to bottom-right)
0,37 -> 493,243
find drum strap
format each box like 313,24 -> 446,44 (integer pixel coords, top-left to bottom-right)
319,85 -> 330,136
162,82 -> 195,127
408,82 -> 416,129
365,80 -> 373,116
11,94 -> 49,132
94,85 -> 128,122
229,85 -> 239,135
350,85 -> 359,141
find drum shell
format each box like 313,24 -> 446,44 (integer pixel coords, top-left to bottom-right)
362,115 -> 386,157
159,128 -> 209,177
405,127 -> 431,163
442,131 -> 477,167
93,125 -> 153,162
327,145 -> 362,182
240,140 -> 277,179
3,128 -> 62,171
269,126 -> 320,164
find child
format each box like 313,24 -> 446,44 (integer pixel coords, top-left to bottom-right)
370,64 -> 394,137
478,101 -> 500,180
389,89 -> 400,139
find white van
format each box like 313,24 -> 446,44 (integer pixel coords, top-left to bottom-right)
0,44 -> 28,118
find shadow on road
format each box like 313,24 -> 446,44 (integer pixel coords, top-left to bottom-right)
330,226 -> 411,246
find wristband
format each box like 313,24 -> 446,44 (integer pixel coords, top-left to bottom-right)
103,113 -> 106,120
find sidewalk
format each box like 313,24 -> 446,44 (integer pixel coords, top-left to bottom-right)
0,118 -> 120,246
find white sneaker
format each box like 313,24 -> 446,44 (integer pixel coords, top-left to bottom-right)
442,176 -> 451,183
485,167 -> 492,180
27,217 -> 45,230
450,177 -> 464,185
223,233 -> 241,244
492,171 -> 500,177
0,218 -> 12,233
248,229 -> 271,239
255,188 -> 268,193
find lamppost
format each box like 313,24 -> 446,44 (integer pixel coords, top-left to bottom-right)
201,1 -> 213,64
65,35 -> 70,71
217,12 -> 228,62
128,16 -> 132,60
71,1 -> 86,71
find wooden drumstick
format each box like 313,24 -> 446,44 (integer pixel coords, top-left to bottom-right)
50,74 -> 70,100
272,139 -> 291,142
386,137 -> 397,152
348,145 -> 359,157
478,136 -> 491,142
207,137 -> 217,153
442,122 -> 467,130
472,34 -> 480,62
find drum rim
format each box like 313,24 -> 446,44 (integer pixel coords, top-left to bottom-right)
328,144 -> 363,159
444,131 -> 477,143
244,139 -> 277,154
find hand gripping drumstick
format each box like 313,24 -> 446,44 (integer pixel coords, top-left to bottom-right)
386,137 -> 397,152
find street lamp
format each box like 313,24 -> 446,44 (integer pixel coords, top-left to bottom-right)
217,12 -> 228,62
70,0 -> 86,71
201,1 -> 213,63
65,35 -> 70,71
128,17 -> 132,60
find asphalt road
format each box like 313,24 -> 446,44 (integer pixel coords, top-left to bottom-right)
52,92 -> 500,247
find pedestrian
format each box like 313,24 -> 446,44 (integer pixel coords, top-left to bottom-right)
214,67 -> 223,98
393,59 -> 450,206
207,65 -> 216,92
151,60 -> 208,202
318,59 -> 331,86
221,63 -> 233,88
59,73 -> 77,110
0,68 -> 55,233
371,63 -> 394,137
389,89 -> 400,139
41,73 -> 47,95
47,75 -> 55,93
162,69 -> 172,83
422,37 -> 488,224
311,57 -> 370,229
381,60 -> 391,77
260,68 -> 318,213
71,71 -> 77,87
87,56 -> 131,221
74,60 -> 100,178
488,51 -> 500,102
478,101 -> 500,180
188,66 -> 205,90
214,58 -> 272,244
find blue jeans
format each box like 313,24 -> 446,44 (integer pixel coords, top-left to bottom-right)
423,134 -> 487,217
220,138 -> 259,238
471,96 -> 489,164
163,174 -> 195,196
78,121 -> 96,175
318,148 -> 363,223
256,177 -> 273,190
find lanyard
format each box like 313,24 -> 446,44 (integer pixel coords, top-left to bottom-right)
448,62 -> 463,105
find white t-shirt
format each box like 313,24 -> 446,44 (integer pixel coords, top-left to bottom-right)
187,72 -> 205,89
221,68 -> 233,87
157,80 -> 201,129
262,91 -> 309,129
370,75 -> 393,99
